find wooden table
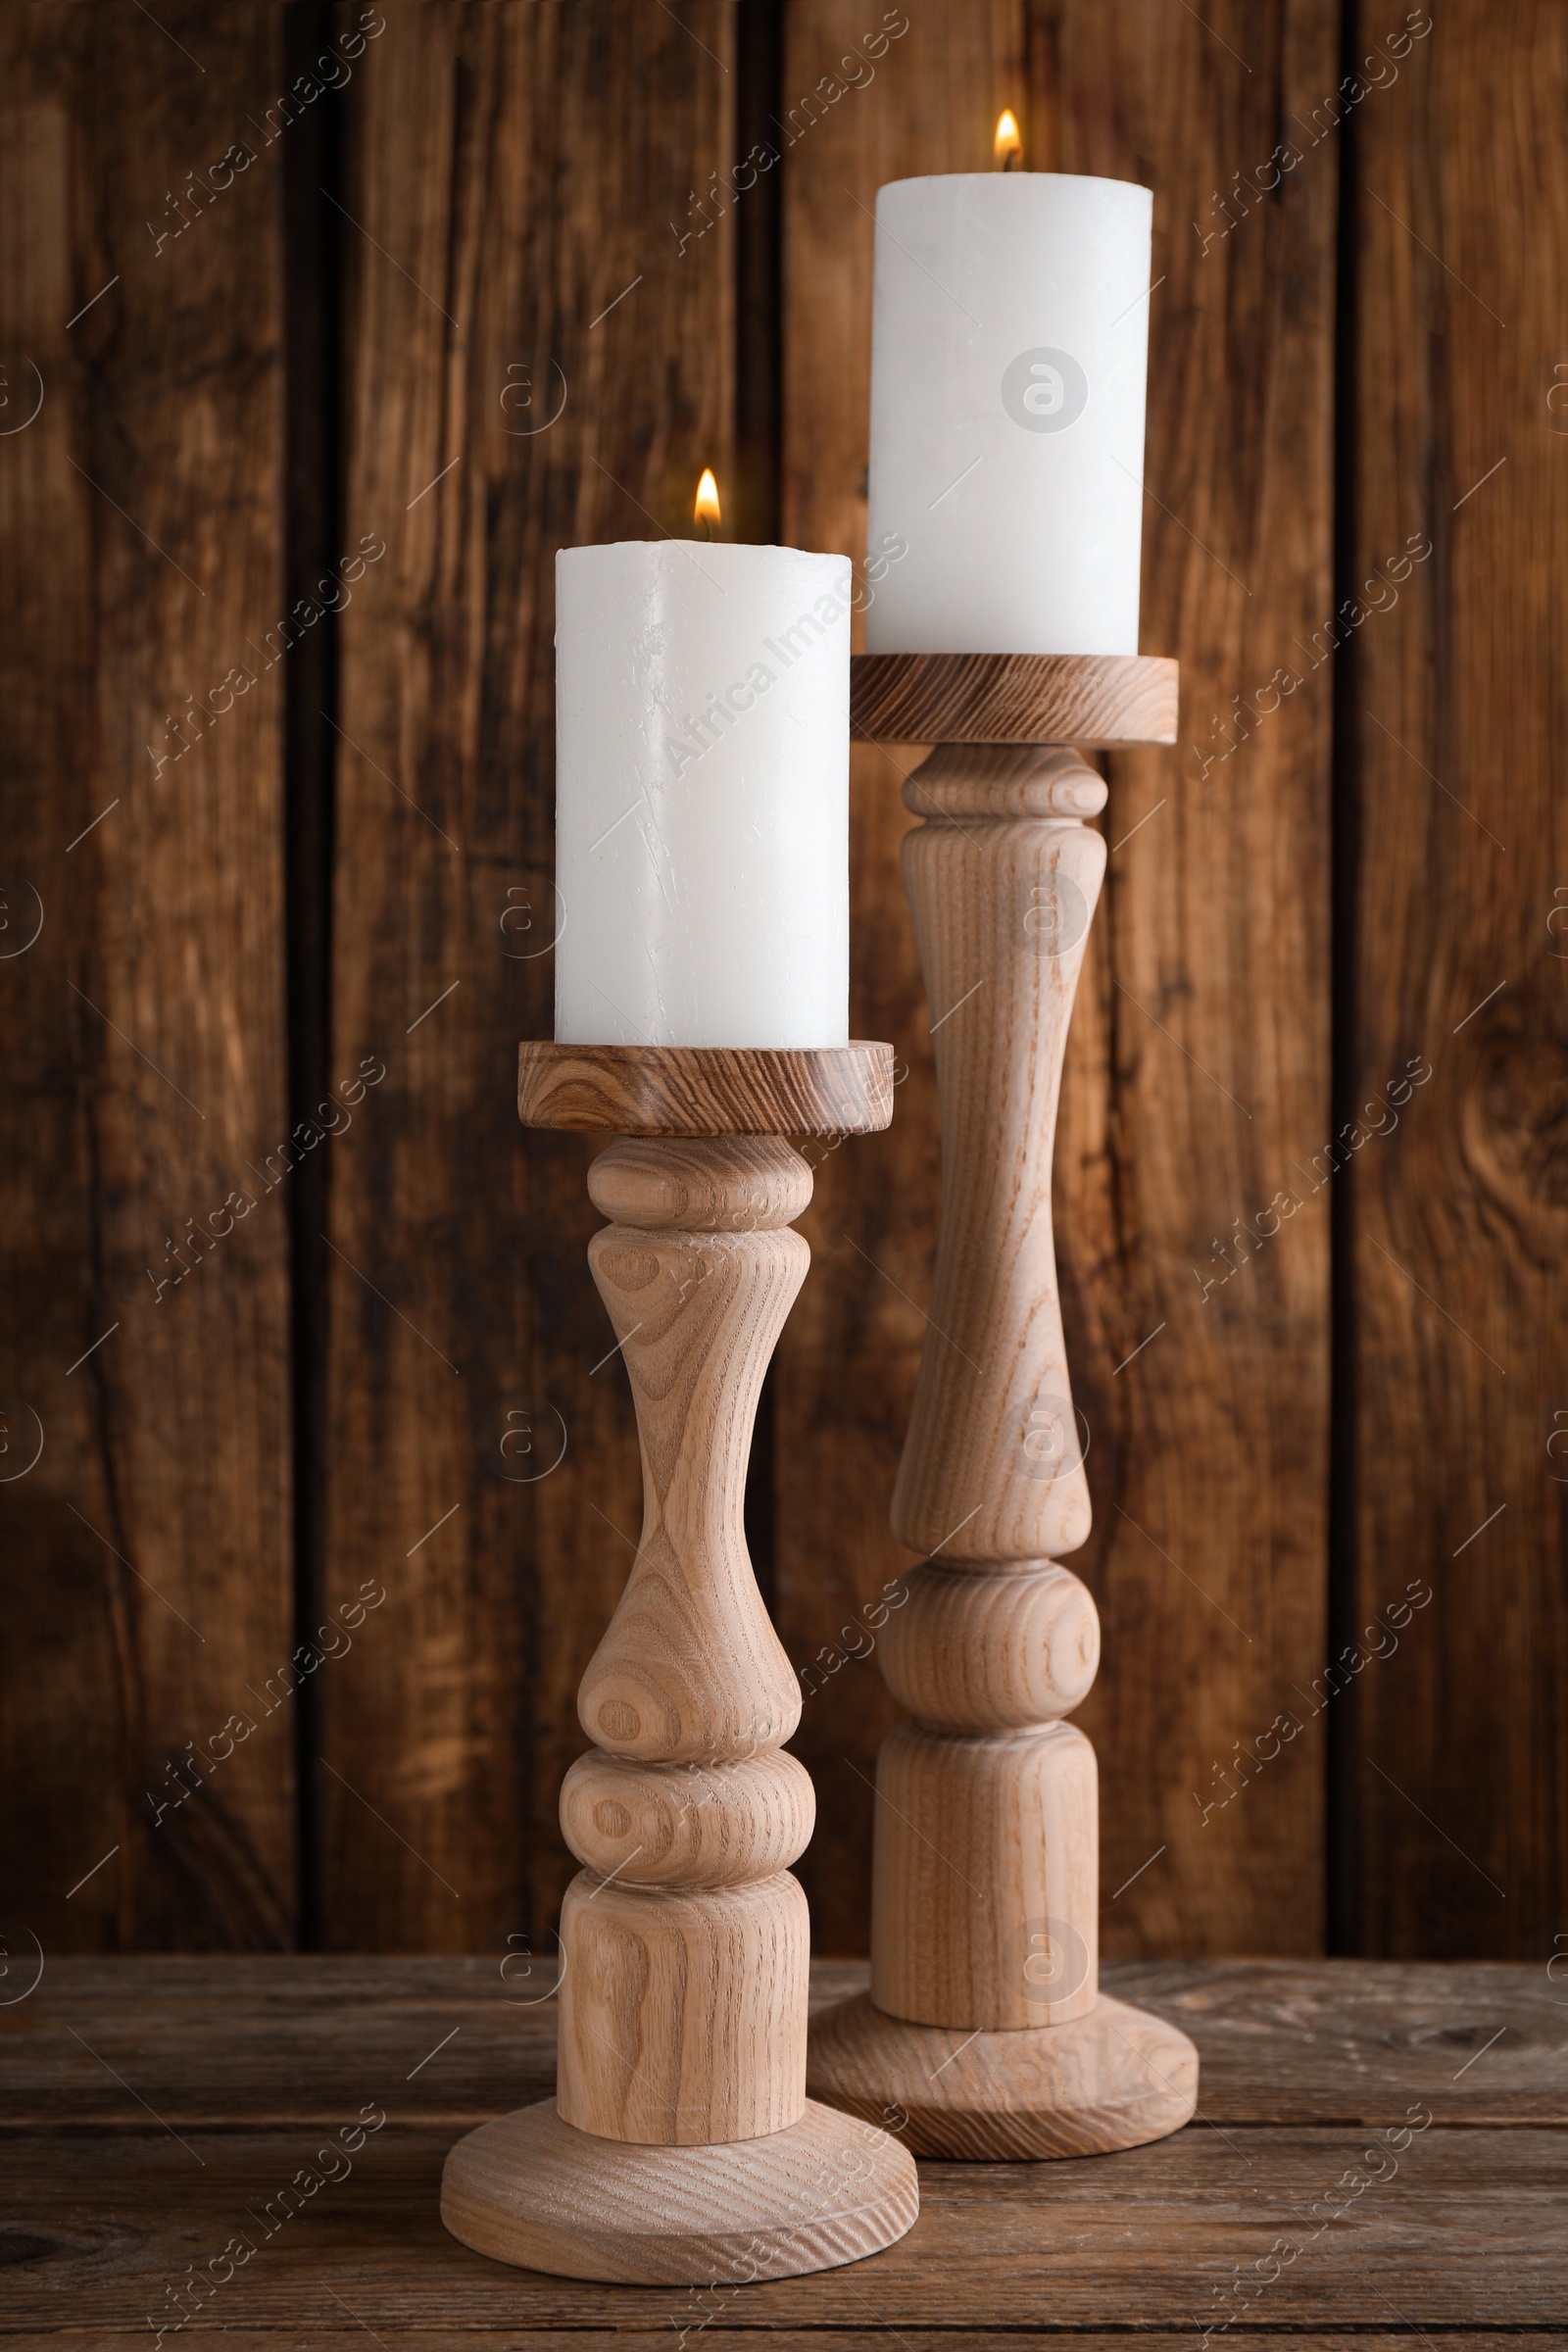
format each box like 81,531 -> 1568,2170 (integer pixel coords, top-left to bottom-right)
4,1957 -> 1562,2343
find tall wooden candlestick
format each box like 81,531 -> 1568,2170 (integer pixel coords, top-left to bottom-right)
443,1041 -> 918,2279
807,654 -> 1200,2160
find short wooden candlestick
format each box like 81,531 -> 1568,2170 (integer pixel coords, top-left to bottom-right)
805,652 -> 1200,2160
441,1040 -> 917,2281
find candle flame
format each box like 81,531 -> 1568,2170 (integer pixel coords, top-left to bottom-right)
694,467 -> 721,528
995,108 -> 1022,168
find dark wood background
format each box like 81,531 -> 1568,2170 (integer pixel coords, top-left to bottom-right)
2,0 -> 1561,1966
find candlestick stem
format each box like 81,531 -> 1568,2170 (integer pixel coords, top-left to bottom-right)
443,1045 -> 916,2277
807,662 -> 1198,2159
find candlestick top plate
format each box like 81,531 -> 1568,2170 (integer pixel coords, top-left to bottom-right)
518,1040 -> 895,1137
851,651 -> 1177,746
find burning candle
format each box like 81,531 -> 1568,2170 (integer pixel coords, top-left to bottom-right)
554,498 -> 852,1050
864,142 -> 1153,656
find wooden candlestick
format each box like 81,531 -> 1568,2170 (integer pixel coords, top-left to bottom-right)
806,653 -> 1200,2160
442,1040 -> 918,2281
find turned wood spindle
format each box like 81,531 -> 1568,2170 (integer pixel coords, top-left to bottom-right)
443,1041 -> 917,2282
559,1131 -> 815,2144
876,742 -> 1103,2034
808,654 -> 1200,2160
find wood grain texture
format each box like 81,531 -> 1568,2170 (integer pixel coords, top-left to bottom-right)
774,0 -> 1029,1958
441,2096 -> 917,2283
808,745 -> 1195,2140
889,756 -> 1103,1561
4,1958 -> 1565,2335
518,1041 -> 895,1137
907,743 -> 1109,821
778,0 -> 1338,1960
1033,0 -> 1339,1957
323,3 -> 739,1950
6,2105 -> 1561,2340
441,1141 -> 916,2280
8,1956 -> 1567,2131
876,1558 -> 1101,1727
851,652 -> 1179,745
48,2110 -> 1559,2332
0,4 -> 295,1953
554,1137 -> 812,2145
560,1747 -> 815,1889
3,2332 -> 1533,2352
804,751 -> 1165,2123
1345,1 -> 1568,1955
868,1715 -> 1100,2030
808,1987 -> 1197,2157
0,0 -> 1553,1988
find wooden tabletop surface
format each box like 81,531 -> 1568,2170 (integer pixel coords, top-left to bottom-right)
3,1957 -> 1562,2344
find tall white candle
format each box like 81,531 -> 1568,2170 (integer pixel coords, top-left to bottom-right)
555,540 -> 851,1049
865,173 -> 1153,656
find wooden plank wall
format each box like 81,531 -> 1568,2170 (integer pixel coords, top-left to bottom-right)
0,3 -> 296,1953
1,0 -> 1560,1967
1348,0 -> 1568,1956
322,1 -> 737,1951
778,0 -> 1338,1957
1034,0 -> 1339,1952
774,0 -> 1027,1954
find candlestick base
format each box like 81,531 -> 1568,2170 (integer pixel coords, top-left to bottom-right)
441,2095 -> 917,2283
807,1992 -> 1197,2162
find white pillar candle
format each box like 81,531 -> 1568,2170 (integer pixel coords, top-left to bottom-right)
865,173 -> 1153,656
555,540 -> 851,1049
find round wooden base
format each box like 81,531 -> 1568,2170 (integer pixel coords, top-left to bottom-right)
807,1992 -> 1198,2162
440,2096 -> 919,2284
